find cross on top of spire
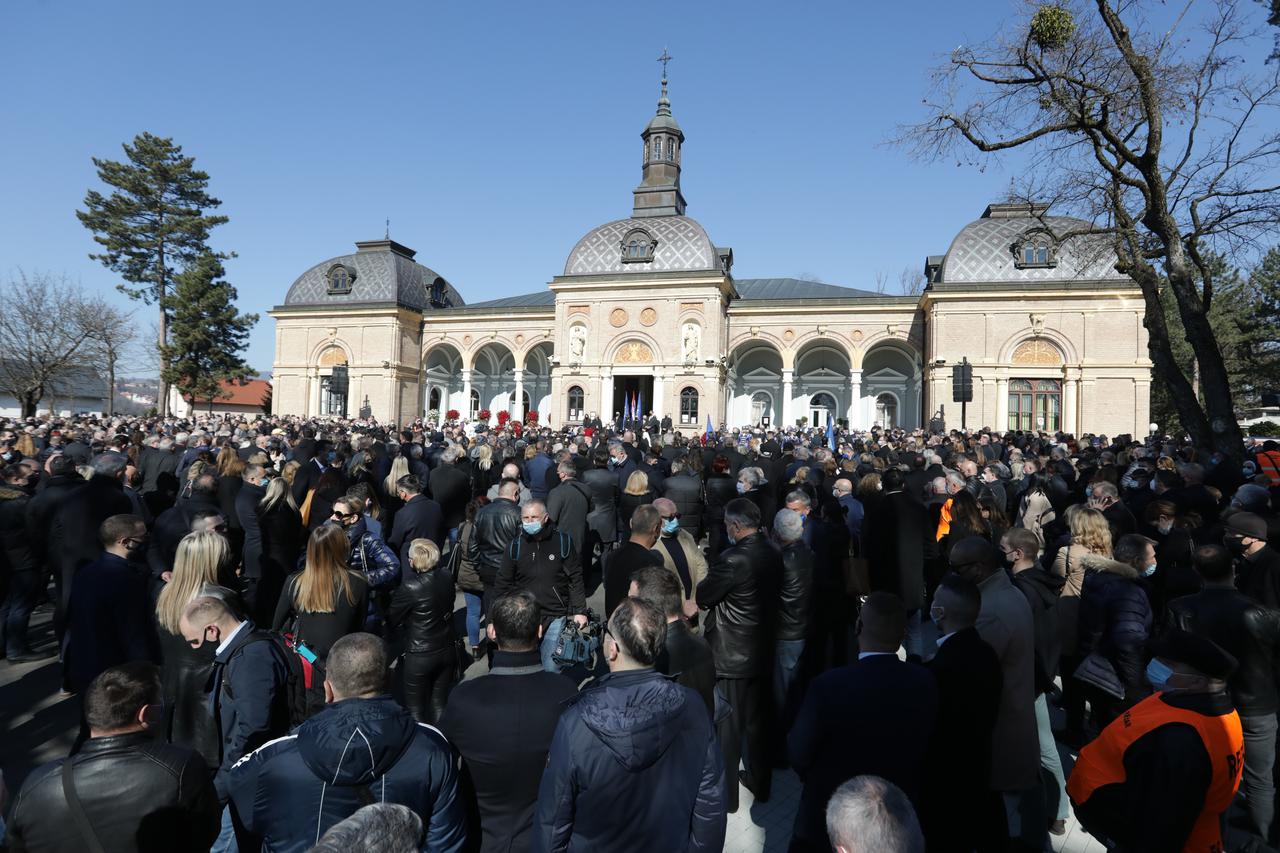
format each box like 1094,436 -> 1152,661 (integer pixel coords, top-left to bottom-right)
657,48 -> 672,79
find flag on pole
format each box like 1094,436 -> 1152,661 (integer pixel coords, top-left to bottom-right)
705,415 -> 714,440
624,393 -> 632,423
637,390 -> 644,420
827,412 -> 836,451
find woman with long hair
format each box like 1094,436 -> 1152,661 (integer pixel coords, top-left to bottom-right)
256,475 -> 302,624
381,454 -> 411,530
1016,470 -> 1057,544
1053,504 -> 1113,740
215,446 -> 247,556
155,531 -> 239,766
703,455 -> 736,557
272,523 -> 368,660
390,539 -> 458,723
620,470 -> 654,531
944,490 -> 991,559
454,497 -> 489,655
304,469 -> 347,533
978,494 -> 1011,545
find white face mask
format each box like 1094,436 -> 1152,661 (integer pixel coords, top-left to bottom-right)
1157,518 -> 1174,535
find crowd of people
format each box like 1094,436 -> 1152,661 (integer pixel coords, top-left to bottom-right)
1,410 -> 1279,852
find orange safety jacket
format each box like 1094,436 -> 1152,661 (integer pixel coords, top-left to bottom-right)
1256,450 -> 1280,487
935,498 -> 953,541
1067,692 -> 1243,853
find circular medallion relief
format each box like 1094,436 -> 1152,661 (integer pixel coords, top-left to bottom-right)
851,330 -> 864,342
783,329 -> 795,342
462,335 -> 473,346
609,308 -> 629,328
640,307 -> 658,326
515,334 -> 525,345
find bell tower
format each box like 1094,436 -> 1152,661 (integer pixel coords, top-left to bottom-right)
632,50 -> 687,218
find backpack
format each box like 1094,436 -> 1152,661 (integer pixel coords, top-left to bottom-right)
240,632 -> 313,727
508,530 -> 573,562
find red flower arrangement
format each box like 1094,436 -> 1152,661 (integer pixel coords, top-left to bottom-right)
510,421 -> 523,436
525,410 -> 539,424
496,410 -> 510,426
445,409 -> 460,421
477,408 -> 491,421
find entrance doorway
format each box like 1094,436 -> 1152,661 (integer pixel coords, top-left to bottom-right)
809,392 -> 835,427
612,375 -> 654,427
875,393 -> 897,428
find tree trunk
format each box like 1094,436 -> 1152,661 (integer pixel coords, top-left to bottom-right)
157,237 -> 170,417
20,392 -> 37,419
106,350 -> 116,417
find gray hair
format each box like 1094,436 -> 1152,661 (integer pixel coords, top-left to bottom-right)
738,467 -> 762,488
825,775 -> 924,853
785,489 -> 812,510
723,497 -> 762,532
91,451 -> 129,479
944,470 -> 966,492
773,508 -> 804,544
311,803 -> 423,853
1091,481 -> 1119,500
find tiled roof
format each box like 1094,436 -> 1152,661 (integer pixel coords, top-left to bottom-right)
564,216 -> 718,276
187,379 -> 271,406
734,278 -> 883,300
455,291 -> 556,309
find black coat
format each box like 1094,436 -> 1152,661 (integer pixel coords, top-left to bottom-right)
696,531 -> 783,679
862,489 -> 929,610
149,495 -> 222,586
546,479 -> 591,552
159,627 -> 221,768
65,552 -> 160,693
5,732 -> 220,853
778,540 -> 815,642
788,654 -> 939,845
23,472 -> 84,569
258,501 -> 303,607
495,524 -> 585,629
469,498 -> 522,587
602,541 -> 663,618
387,494 -> 444,566
657,619 -> 716,720
438,649 -> 578,853
390,567 -> 456,654
1169,586 -> 1280,716
661,473 -> 705,538
235,481 -> 266,579
51,475 -> 133,610
920,628 -> 1003,852
1012,564 -> 1066,695
209,624 -> 293,799
0,485 -> 36,574
580,468 -> 620,545
430,463 -> 472,532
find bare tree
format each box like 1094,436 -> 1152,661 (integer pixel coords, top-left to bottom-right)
0,272 -> 103,417
84,303 -> 137,417
874,271 -> 891,294
899,0 -> 1280,461
899,265 -> 927,296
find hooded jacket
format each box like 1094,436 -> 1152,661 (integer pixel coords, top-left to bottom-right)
229,696 -> 465,853
1079,554 -> 1153,700
533,668 -> 725,853
1011,564 -> 1065,695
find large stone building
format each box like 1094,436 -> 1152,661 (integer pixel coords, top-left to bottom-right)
270,75 -> 1152,436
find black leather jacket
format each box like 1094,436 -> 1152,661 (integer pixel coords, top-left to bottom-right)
581,468 -> 620,538
468,498 -> 521,586
695,531 -> 783,678
1168,586 -> 1280,715
778,540 -> 815,642
4,732 -> 220,853
390,567 -> 457,654
703,474 -> 737,523
662,473 -> 705,536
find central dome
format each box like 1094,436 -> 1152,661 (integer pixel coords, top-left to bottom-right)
563,215 -> 719,276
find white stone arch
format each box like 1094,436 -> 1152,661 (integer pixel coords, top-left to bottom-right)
522,341 -> 555,423
728,330 -> 788,363
793,339 -> 853,428
997,327 -> 1079,365
861,340 -> 922,429
727,339 -> 785,428
306,341 -> 354,418
786,331 -> 855,370
603,330 -> 664,365
422,341 -> 464,417
873,390 -> 901,428
310,339 -> 353,367
471,340 -> 518,423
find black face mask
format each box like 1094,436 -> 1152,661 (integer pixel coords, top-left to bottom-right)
1225,536 -> 1247,554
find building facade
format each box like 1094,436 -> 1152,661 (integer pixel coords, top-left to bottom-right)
270,77 -> 1152,437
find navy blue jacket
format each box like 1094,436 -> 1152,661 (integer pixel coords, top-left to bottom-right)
65,551 -> 159,693
788,654 -> 939,844
524,453 -> 555,501
210,623 -> 292,799
229,696 -> 465,853
533,668 -> 725,853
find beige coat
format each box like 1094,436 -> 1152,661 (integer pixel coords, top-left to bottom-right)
1052,543 -> 1093,656
1017,491 -> 1055,545
654,528 -> 708,599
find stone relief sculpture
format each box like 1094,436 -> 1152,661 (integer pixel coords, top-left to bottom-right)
682,322 -> 700,362
568,324 -> 587,360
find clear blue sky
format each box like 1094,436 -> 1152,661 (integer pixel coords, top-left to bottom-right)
1,1 -> 1271,373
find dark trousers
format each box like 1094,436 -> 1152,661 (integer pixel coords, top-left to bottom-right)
1060,653 -> 1088,735
1239,712 -> 1277,841
717,675 -> 770,812
402,648 -> 456,725
1,569 -> 40,655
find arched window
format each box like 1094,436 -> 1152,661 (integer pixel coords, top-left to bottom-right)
521,390 -> 531,417
1008,379 -> 1061,432
875,393 -> 898,429
666,139 -> 674,161
628,240 -> 639,259
1014,230 -> 1058,269
327,265 -> 353,294
680,387 -> 699,425
620,228 -> 657,264
428,387 -> 441,412
652,137 -> 662,161
469,389 -> 480,418
429,278 -> 449,308
567,386 -> 584,422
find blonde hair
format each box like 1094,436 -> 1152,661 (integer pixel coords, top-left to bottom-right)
260,475 -> 296,513
294,524 -> 358,613
156,531 -> 230,634
281,459 -> 300,487
216,446 -> 245,478
408,539 -> 440,573
383,455 -> 410,497
186,460 -> 208,482
791,466 -> 811,484
856,472 -> 882,499
624,470 -> 650,496
1068,506 -> 1113,556
476,444 -> 493,472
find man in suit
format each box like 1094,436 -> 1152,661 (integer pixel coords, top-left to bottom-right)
602,505 -> 663,618
439,591 -> 577,853
788,591 -> 939,852
631,565 -> 714,719
951,535 -> 1043,850
546,460 -> 591,553
137,436 -> 181,515
919,574 -> 1004,853
235,464 -> 271,624
428,445 -> 471,536
861,467 -> 930,658
387,474 -> 444,565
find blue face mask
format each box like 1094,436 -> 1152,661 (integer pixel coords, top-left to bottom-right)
522,521 -> 543,536
1146,658 -> 1174,691
608,457 -> 620,468
1142,562 -> 1158,578
662,518 -> 680,535
736,481 -> 748,494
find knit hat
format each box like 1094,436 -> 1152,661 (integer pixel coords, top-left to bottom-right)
1225,511 -> 1268,541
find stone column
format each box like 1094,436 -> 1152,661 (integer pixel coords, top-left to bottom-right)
995,375 -> 1009,432
1064,371 -> 1081,435
513,369 -> 525,420
653,372 -> 664,420
848,369 -> 863,428
600,370 -> 613,421
308,368 -> 321,417
782,369 -> 794,428
460,369 -> 473,420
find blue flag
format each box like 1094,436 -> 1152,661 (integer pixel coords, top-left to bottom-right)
623,393 -> 631,423
827,412 -> 836,451
637,390 -> 643,420
705,414 -> 713,439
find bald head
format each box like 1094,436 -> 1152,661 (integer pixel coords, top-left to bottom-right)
857,592 -> 906,654
949,536 -> 1001,582
834,478 -> 853,497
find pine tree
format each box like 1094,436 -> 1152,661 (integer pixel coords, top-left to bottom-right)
159,253 -> 258,412
77,133 -> 230,415
1236,247 -> 1280,397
